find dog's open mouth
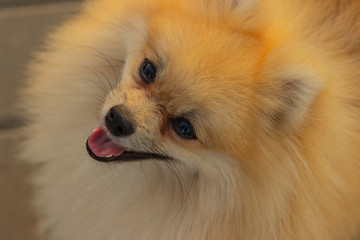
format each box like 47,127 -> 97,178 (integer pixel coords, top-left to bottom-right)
86,127 -> 169,162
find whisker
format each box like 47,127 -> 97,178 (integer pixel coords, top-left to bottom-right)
85,46 -> 123,88
163,160 -> 185,208
154,160 -> 166,189
85,68 -> 110,94
184,170 -> 199,205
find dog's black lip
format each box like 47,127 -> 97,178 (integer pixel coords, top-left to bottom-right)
86,139 -> 170,162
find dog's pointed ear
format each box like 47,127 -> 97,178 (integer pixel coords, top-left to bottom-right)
229,0 -> 258,12
197,0 -> 260,26
201,0 -> 259,14
256,56 -> 324,133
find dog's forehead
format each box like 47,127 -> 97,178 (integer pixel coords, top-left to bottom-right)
146,15 -> 262,113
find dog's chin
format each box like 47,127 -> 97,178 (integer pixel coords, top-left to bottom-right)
86,127 -> 170,163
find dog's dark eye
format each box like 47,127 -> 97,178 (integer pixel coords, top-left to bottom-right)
170,117 -> 197,140
139,59 -> 156,84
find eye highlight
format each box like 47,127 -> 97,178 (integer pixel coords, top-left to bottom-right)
170,117 -> 197,140
139,59 -> 157,84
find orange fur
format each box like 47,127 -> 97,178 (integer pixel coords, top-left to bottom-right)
21,0 -> 360,239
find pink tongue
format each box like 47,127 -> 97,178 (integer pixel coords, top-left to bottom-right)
88,127 -> 125,157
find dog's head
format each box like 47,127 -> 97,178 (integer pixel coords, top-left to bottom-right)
86,0 -> 320,173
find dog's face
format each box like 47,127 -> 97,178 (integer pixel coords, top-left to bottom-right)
86,0 -> 317,172
87,5 -> 263,169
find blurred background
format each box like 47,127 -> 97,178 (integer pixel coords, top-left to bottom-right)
0,1 -> 82,239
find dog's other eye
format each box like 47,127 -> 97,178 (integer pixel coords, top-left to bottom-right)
170,117 -> 197,140
139,59 -> 157,84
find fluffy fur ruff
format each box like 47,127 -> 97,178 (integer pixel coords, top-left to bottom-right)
21,0 -> 360,239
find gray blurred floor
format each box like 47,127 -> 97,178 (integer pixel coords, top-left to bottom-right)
0,1 -> 81,239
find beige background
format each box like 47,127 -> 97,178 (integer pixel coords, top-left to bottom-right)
0,1 -> 81,239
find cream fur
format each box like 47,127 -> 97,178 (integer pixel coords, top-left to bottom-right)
21,0 -> 360,239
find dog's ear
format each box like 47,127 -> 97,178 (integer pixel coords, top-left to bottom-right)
203,0 -> 257,10
200,0 -> 259,16
256,56 -> 324,133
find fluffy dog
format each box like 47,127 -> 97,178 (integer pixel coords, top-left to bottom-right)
21,0 -> 360,239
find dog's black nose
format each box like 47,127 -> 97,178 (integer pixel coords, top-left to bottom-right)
105,105 -> 135,137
